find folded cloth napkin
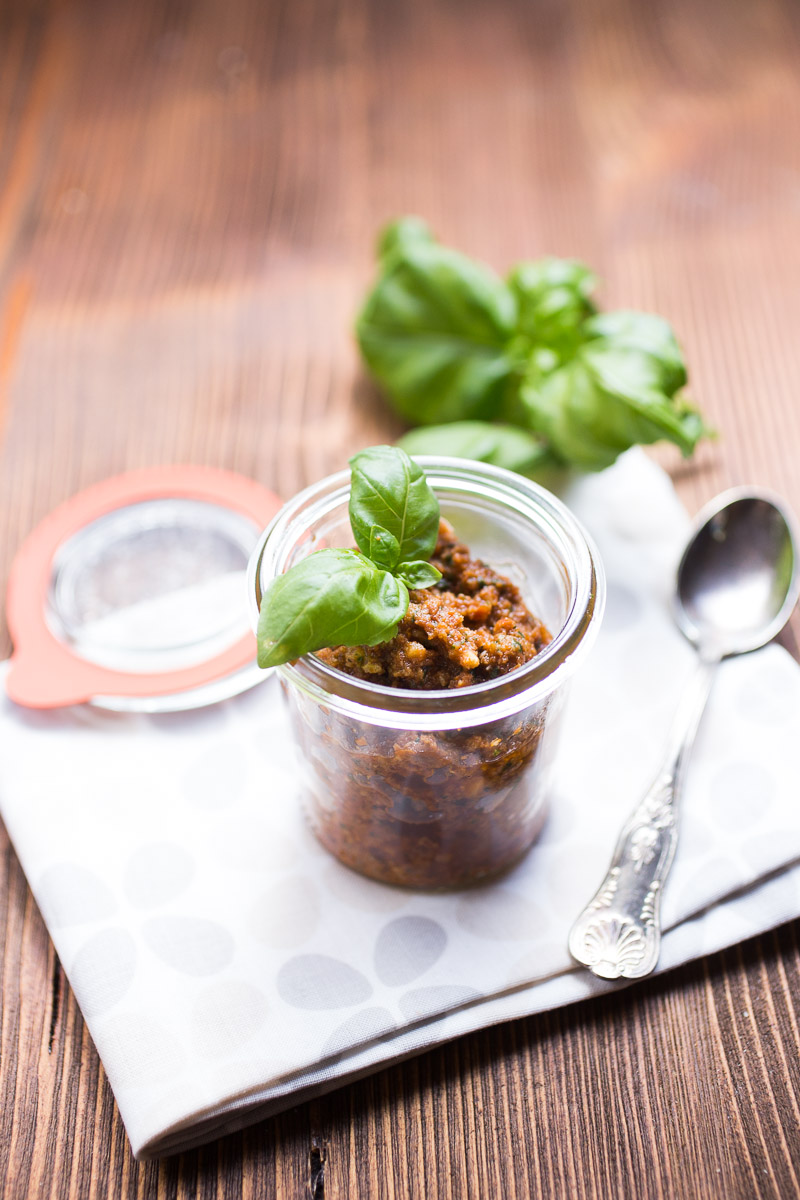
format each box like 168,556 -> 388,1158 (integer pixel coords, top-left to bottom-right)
1,449 -> 799,1158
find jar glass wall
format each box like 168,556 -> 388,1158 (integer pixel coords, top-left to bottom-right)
248,459 -> 605,889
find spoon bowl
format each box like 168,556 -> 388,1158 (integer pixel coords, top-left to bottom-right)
675,489 -> 800,659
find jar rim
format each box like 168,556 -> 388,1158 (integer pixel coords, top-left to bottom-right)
247,457 -> 605,726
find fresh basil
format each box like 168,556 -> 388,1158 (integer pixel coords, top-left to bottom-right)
366,525 -> 401,571
355,219 -> 517,425
257,446 -> 442,668
518,311 -> 703,470
257,550 -> 409,668
509,258 -> 597,361
356,219 -> 710,472
377,215 -> 434,261
397,421 -> 558,478
349,445 -> 441,566
395,560 -> 442,589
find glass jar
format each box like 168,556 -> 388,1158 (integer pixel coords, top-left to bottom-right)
247,458 -> 604,889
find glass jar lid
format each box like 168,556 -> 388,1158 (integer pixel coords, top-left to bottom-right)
6,466 -> 281,711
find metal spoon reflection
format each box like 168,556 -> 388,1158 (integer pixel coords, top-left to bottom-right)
569,488 -> 800,981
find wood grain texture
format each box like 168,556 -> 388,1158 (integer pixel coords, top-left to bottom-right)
1,0 -> 800,1195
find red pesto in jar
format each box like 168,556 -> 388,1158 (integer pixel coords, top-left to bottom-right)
318,522 -> 550,688
291,522 -> 553,888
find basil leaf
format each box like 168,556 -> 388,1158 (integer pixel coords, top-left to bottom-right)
257,549 -> 409,668
378,215 -> 434,262
355,218 -> 518,424
584,310 -> 687,396
519,334 -> 707,471
509,258 -> 597,359
397,421 -> 558,478
349,445 -> 441,565
395,560 -> 442,589
367,524 -> 401,571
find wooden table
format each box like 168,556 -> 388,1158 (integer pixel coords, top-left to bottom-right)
2,0 -> 800,1194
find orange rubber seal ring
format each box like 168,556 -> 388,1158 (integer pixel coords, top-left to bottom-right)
5,465 -> 281,709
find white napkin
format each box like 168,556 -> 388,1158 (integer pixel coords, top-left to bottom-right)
1,449 -> 799,1158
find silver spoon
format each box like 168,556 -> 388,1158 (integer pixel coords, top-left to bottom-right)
569,487 -> 800,981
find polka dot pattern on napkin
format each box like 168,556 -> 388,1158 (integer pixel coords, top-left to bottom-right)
1,449 -> 799,1159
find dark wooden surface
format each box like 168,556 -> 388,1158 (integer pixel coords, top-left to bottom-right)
2,0 -> 800,1195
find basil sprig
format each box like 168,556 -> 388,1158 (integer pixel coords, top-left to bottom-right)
356,218 -> 711,475
257,446 -> 442,668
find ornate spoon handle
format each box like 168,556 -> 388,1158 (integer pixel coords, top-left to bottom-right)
568,658 -> 717,980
